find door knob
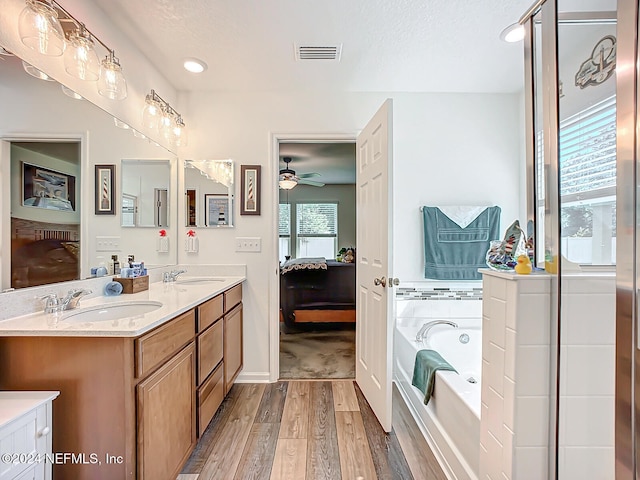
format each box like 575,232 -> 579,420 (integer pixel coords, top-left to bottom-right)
389,277 -> 400,286
374,276 -> 387,287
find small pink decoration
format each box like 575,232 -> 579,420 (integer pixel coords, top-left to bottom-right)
187,230 -> 196,237
159,229 -> 167,237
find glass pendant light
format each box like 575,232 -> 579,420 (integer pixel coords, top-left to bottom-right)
98,51 -> 127,100
172,116 -> 187,147
19,0 -> 65,56
64,25 -> 100,81
159,107 -> 175,142
142,93 -> 162,129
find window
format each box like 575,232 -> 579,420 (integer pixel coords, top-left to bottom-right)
279,203 -> 291,263
296,203 -> 338,259
537,95 -> 616,265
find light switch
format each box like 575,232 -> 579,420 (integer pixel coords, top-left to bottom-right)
235,237 -> 261,252
96,236 -> 121,252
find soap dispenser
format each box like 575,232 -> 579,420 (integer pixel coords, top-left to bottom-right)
111,255 -> 121,275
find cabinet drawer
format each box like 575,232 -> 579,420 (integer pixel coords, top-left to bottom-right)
197,319 -> 223,385
224,284 -> 242,312
197,294 -> 223,332
198,363 -> 224,436
136,310 -> 195,378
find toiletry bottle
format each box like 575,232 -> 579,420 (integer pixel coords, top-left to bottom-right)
108,256 -> 114,275
127,254 -> 135,268
112,255 -> 121,275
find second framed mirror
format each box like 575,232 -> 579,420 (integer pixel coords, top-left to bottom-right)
184,159 -> 234,227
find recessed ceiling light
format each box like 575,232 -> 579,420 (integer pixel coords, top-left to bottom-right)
500,23 -> 525,43
183,58 -> 207,73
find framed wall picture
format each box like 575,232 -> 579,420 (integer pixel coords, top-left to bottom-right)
95,164 -> 116,215
205,194 -> 231,226
22,162 -> 76,211
240,165 -> 261,215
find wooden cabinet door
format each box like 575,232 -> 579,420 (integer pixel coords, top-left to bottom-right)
137,343 -> 196,480
223,303 -> 243,394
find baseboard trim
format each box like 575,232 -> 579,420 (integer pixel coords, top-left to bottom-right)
235,371 -> 271,383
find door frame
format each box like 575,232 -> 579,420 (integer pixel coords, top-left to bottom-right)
268,132 -> 358,382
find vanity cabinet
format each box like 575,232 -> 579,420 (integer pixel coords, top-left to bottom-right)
0,391 -> 59,480
0,282 -> 243,480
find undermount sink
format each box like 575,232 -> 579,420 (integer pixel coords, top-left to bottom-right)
62,301 -> 163,323
175,277 -> 224,285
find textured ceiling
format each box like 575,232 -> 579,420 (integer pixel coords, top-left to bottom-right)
279,143 -> 356,185
91,0 -> 531,94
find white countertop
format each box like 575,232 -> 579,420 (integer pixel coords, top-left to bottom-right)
0,391 -> 60,429
0,276 -> 244,337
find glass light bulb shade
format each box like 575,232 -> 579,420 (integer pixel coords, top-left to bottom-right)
22,60 -> 54,81
159,110 -> 175,143
142,97 -> 161,129
98,57 -> 127,100
19,0 -> 65,56
64,31 -> 100,81
279,179 -> 297,190
61,84 -> 83,99
173,123 -> 188,147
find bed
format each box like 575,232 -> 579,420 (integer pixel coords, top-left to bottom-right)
280,259 -> 356,329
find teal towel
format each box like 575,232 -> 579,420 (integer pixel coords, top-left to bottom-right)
411,349 -> 457,405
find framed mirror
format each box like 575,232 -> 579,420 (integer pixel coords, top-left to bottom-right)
121,159 -> 171,227
184,159 -> 234,227
0,52 -> 178,291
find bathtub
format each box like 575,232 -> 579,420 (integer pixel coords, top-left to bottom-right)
394,318 -> 481,480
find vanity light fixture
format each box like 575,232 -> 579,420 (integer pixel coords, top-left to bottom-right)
98,51 -> 127,100
500,23 -> 525,43
142,90 -> 187,147
18,0 -> 128,99
19,0 -> 65,56
63,24 -> 100,81
183,58 -> 207,74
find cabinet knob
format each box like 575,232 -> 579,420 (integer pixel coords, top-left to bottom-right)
38,426 -> 51,437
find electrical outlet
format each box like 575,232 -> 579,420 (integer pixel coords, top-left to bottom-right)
235,237 -> 261,252
96,236 -> 121,252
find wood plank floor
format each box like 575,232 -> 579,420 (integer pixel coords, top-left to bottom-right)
180,381 -> 447,480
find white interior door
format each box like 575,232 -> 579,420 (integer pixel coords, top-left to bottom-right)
356,99 -> 393,432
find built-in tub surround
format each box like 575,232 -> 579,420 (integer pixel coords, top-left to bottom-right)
479,269 -> 615,480
394,281 -> 483,480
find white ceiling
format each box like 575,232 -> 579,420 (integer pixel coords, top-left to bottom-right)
92,0 -> 531,94
279,143 -> 356,185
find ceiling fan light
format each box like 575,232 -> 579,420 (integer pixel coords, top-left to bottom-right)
279,179 -> 297,190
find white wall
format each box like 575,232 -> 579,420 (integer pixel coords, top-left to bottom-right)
180,90 -> 523,380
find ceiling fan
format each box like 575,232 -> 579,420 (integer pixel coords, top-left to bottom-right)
279,157 -> 325,189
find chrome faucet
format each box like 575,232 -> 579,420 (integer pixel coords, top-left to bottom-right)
415,320 -> 458,342
61,289 -> 92,310
163,269 -> 187,283
40,288 -> 92,314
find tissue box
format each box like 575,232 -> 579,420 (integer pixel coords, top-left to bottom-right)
114,275 -> 149,294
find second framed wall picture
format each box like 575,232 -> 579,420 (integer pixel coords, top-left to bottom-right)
240,165 -> 261,215
95,164 -> 115,215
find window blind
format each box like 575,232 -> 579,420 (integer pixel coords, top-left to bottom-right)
279,203 -> 290,237
559,95 -> 616,196
296,203 -> 338,237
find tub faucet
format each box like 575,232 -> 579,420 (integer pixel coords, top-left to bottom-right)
163,269 -> 187,283
61,289 -> 92,310
415,320 -> 458,342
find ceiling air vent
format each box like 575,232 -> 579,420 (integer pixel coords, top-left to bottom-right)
295,44 -> 342,61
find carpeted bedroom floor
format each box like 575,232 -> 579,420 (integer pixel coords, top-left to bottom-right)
279,329 -> 356,379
